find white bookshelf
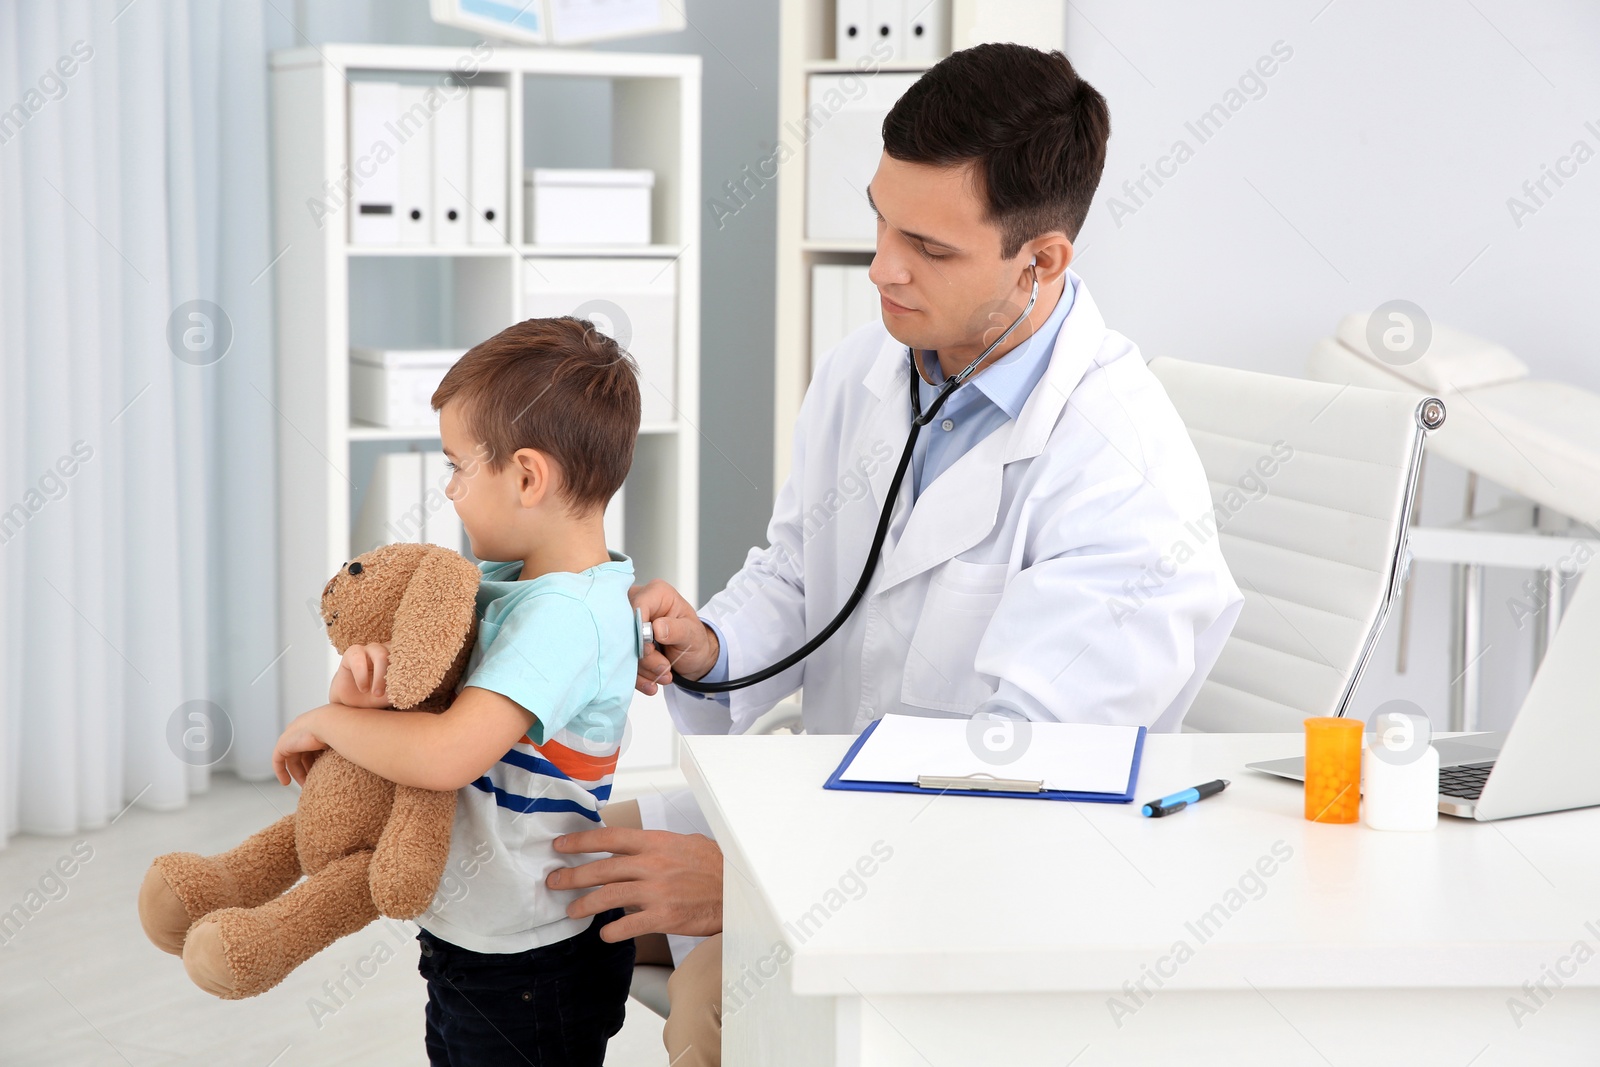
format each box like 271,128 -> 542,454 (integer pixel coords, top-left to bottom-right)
268,44 -> 700,794
772,0 -> 1065,483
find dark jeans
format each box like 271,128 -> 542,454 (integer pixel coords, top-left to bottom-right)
417,911 -> 634,1067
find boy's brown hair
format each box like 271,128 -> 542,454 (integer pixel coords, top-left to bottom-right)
431,316 -> 641,511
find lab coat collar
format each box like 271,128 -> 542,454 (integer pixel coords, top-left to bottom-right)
859,269 -> 1107,594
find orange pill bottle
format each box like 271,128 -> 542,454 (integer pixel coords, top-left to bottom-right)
1304,717 -> 1362,823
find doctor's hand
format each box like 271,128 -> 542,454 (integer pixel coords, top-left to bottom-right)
547,827 -> 723,942
630,579 -> 718,694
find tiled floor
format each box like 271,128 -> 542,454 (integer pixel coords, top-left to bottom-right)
0,772 -> 668,1066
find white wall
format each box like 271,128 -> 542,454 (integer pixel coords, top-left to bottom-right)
1068,0 -> 1600,731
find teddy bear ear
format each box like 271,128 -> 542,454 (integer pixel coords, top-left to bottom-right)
385,548 -> 481,709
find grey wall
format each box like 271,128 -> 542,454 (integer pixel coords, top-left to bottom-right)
273,0 -> 780,601
590,3 -> 781,603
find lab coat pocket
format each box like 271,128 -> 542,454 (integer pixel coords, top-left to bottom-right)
900,559 -> 1008,714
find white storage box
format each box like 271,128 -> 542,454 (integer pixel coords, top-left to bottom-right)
349,347 -> 464,428
525,168 -> 655,246
522,258 -> 676,426
806,73 -> 920,241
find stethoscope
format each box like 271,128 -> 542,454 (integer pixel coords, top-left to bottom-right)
653,259 -> 1042,695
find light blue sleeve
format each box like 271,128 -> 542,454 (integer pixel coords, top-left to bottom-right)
688,617 -> 732,708
463,593 -> 600,745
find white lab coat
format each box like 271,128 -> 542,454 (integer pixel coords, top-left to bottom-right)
665,271 -> 1241,741
644,274 -> 1242,950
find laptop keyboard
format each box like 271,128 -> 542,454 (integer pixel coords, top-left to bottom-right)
1439,761 -> 1496,800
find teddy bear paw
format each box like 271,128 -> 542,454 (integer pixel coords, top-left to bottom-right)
138,864 -> 195,956
182,909 -> 288,1000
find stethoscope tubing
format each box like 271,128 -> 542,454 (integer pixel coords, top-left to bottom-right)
670,264 -> 1041,695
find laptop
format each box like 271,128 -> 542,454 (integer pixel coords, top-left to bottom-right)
1247,569 -> 1600,820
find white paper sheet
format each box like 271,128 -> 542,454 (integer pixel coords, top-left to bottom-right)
838,714 -> 1142,796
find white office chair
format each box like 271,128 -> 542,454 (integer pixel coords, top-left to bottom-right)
1149,357 -> 1444,731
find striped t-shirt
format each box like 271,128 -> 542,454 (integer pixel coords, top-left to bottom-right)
418,552 -> 638,954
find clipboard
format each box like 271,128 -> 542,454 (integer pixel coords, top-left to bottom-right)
824,717 -> 1147,804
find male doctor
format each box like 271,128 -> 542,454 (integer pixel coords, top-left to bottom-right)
547,43 -> 1242,1064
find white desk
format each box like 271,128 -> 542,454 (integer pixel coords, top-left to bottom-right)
682,733 -> 1600,1067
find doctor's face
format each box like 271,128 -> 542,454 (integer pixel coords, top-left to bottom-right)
865,153 -> 1041,362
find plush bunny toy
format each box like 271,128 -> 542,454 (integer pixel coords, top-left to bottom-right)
137,542 -> 480,999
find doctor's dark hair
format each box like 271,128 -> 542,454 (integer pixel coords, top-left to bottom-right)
882,43 -> 1110,257
431,316 -> 640,512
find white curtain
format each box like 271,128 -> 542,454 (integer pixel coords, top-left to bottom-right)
0,0 -> 279,846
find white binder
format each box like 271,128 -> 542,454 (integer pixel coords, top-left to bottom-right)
354,452 -> 424,553
354,451 -> 463,554
395,86 -> 433,246
835,0 -> 872,63
349,82 -> 400,245
868,0 -> 904,61
904,0 -> 949,61
420,450 -> 463,552
469,85 -> 508,245
842,265 -> 880,336
810,264 -> 846,368
811,264 -> 881,367
431,86 -> 471,246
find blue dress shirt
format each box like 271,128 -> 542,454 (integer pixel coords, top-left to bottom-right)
693,274 -> 1077,697
909,274 -> 1075,500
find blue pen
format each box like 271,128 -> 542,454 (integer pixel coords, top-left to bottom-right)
1141,779 -> 1229,817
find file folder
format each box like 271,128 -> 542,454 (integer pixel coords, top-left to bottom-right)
824,713 -> 1147,803
810,264 -> 845,368
869,0 -> 904,61
354,451 -> 424,553
842,265 -> 879,334
420,450 -> 463,552
432,86 -> 471,245
355,451 -> 463,554
349,82 -> 400,245
835,0 -> 872,63
469,84 -> 508,245
905,0 -> 949,61
395,86 -> 433,246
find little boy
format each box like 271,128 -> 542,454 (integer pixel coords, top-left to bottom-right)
272,316 -> 642,1066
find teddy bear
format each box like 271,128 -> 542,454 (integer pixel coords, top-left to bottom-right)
137,541 -> 481,999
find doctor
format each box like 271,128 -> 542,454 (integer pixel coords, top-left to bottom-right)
547,43 -> 1242,1065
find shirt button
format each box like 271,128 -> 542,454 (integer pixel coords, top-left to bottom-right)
941,419 -> 955,432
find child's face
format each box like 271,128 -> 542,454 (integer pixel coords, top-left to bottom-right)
438,399 -> 554,563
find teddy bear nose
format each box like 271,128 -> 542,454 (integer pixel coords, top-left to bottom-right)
348,562 -> 363,575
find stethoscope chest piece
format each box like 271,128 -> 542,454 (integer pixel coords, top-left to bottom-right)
636,607 -> 653,659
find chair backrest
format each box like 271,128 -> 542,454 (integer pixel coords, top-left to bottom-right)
1148,357 -> 1442,732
